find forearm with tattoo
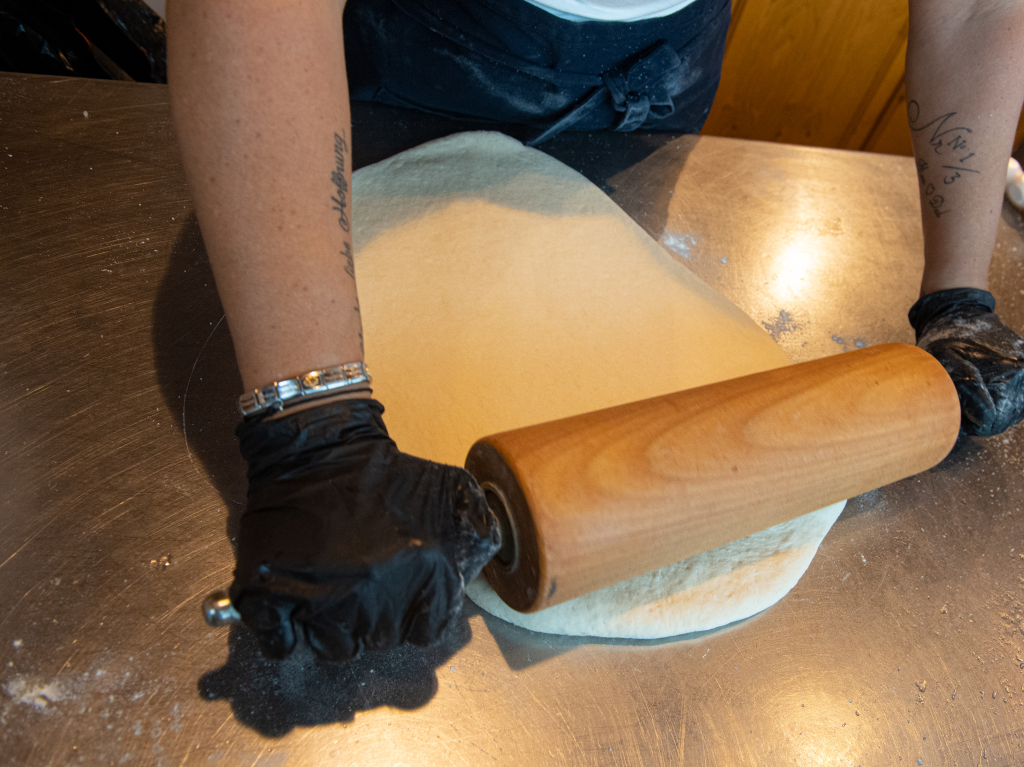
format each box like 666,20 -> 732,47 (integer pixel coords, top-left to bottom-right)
909,101 -> 980,220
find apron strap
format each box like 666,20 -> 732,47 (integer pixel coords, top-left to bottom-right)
527,41 -> 681,145
390,1 -> 685,145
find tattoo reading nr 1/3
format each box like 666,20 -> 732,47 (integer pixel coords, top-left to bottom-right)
908,100 -> 979,219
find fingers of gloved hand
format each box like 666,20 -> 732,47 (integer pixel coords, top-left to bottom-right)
910,291 -> 1024,437
449,469 -> 501,583
301,594 -> 360,661
231,469 -> 480,660
931,341 -> 997,435
231,397 -> 501,661
380,453 -> 500,572
926,333 -> 1024,436
232,546 -> 465,662
299,547 -> 464,660
231,592 -> 300,660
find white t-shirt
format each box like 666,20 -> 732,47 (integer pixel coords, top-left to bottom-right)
521,0 -> 698,21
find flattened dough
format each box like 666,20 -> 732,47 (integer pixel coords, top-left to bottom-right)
352,132 -> 843,639
464,501 -> 844,639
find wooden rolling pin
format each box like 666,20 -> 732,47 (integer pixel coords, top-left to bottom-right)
465,343 -> 960,613
203,342 -> 959,627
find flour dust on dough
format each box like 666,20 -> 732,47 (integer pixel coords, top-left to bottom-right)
351,131 -> 843,639
465,501 -> 845,639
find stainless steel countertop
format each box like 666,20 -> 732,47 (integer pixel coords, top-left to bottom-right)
2,72 -> 1023,766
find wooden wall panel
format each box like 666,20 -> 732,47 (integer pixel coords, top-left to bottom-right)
861,78 -> 913,156
703,0 -> 1024,157
844,37 -> 907,152
702,0 -> 911,153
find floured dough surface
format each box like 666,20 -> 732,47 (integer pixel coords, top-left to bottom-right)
352,132 -> 791,466
351,132 -> 842,639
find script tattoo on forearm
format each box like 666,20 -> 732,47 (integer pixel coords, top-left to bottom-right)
908,100 -> 980,218
342,240 -> 364,352
333,132 -> 363,353
331,131 -> 350,232
355,292 -> 364,355
342,240 -> 355,279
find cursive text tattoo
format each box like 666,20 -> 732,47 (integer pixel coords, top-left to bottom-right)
355,297 -> 363,354
908,100 -> 979,218
331,131 -> 350,232
341,240 -> 355,279
333,133 -> 361,352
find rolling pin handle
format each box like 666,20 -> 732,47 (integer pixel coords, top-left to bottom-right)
203,590 -> 241,627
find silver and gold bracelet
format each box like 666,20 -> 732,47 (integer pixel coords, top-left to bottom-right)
238,362 -> 372,418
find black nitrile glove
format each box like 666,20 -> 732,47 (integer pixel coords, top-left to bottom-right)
230,398 -> 500,661
908,288 -> 1024,437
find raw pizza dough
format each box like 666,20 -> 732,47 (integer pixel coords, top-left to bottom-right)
351,131 -> 844,639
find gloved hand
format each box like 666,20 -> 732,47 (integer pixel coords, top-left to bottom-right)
908,288 -> 1024,437
230,397 -> 500,661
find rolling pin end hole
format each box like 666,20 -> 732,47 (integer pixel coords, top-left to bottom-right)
482,482 -> 518,572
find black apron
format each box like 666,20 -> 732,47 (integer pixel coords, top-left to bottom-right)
343,0 -> 731,144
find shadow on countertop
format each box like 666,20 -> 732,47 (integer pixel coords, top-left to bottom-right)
152,212 -> 247,536
198,618 -> 473,737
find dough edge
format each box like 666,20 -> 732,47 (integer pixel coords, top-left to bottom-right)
466,500 -> 846,639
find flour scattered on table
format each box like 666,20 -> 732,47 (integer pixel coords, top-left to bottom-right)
660,232 -> 701,260
2,676 -> 69,711
762,310 -> 800,340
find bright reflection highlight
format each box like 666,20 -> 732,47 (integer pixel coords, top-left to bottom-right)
775,239 -> 814,296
